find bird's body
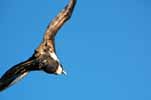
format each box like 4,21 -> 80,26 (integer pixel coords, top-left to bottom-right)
0,0 -> 76,91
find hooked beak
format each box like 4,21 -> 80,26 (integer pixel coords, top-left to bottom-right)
62,70 -> 67,75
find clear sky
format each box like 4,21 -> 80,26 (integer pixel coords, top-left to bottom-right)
0,0 -> 151,100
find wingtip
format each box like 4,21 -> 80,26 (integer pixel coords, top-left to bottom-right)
0,81 -> 6,92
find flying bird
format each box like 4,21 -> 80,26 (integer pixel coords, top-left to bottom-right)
0,0 -> 76,91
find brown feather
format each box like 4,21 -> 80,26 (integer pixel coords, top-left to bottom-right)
0,0 -> 76,92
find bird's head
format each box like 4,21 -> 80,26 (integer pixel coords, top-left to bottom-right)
43,51 -> 67,75
44,62 -> 67,75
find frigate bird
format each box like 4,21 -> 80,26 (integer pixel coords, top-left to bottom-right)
0,0 -> 76,91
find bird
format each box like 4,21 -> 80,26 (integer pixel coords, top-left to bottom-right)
0,0 -> 76,91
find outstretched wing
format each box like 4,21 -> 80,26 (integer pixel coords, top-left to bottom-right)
43,0 -> 76,41
36,0 -> 76,53
0,58 -> 36,91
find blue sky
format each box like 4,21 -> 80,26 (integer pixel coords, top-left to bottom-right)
0,0 -> 151,100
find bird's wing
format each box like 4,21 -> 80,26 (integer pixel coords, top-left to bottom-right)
0,0 -> 77,92
0,58 -> 37,91
37,0 -> 76,53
